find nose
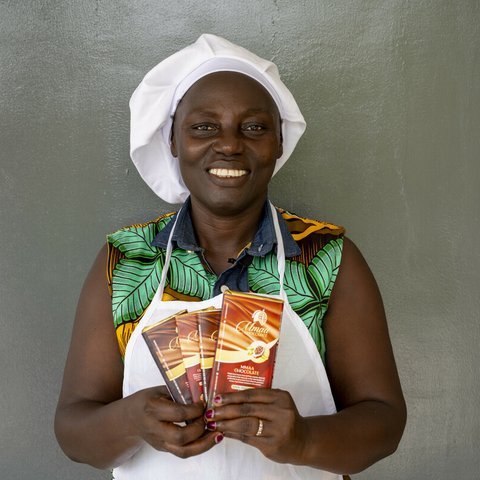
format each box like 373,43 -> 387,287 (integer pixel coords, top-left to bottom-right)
212,127 -> 243,156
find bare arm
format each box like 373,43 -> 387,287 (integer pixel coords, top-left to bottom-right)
300,236 -> 407,472
205,237 -> 406,474
54,245 -> 217,469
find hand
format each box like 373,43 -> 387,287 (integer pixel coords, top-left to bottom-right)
204,388 -> 307,464
126,386 -> 220,458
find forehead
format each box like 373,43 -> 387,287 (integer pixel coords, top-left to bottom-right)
175,71 -> 279,116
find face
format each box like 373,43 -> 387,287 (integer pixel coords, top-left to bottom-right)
170,72 -> 283,217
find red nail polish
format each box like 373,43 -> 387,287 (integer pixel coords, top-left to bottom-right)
206,421 -> 217,431
214,433 -> 224,444
205,408 -> 214,420
213,395 -> 222,405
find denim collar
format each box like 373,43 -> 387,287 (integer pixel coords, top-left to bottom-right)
151,197 -> 300,258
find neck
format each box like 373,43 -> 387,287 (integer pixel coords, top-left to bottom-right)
189,197 -> 267,275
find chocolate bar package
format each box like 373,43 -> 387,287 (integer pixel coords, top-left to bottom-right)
175,310 -> 205,402
208,291 -> 284,406
142,310 -> 193,404
196,308 -> 221,401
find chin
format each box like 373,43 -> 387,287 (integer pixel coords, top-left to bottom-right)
196,193 -> 264,217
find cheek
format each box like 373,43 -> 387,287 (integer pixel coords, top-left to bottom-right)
177,157 -> 196,180
176,140 -> 210,165
250,140 -> 282,165
176,147 -> 207,187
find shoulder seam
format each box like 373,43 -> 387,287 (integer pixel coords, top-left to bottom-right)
279,209 -> 345,241
108,211 -> 176,237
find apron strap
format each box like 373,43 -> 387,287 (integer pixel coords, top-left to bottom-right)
156,207 -> 183,300
269,202 -> 286,298
157,202 -> 286,298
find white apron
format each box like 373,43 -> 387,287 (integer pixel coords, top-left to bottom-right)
113,204 -> 341,480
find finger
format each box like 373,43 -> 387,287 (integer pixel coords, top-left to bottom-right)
208,416 -> 270,438
151,385 -> 172,398
207,402 -> 276,423
164,430 -> 221,459
147,397 -> 205,423
146,417 -> 206,449
225,431 -> 271,448
213,388 -> 286,406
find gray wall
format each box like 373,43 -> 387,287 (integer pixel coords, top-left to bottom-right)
1,1 -> 478,479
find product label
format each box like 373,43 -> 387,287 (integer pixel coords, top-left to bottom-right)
197,308 -> 221,401
208,291 -> 283,406
142,310 -> 192,404
176,311 -> 204,402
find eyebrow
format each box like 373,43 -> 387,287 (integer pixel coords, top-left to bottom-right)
185,107 -> 274,117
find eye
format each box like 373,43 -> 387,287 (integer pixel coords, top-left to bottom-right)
189,123 -> 218,137
192,124 -> 216,131
242,123 -> 265,132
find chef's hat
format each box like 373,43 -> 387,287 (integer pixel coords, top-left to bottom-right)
130,33 -> 306,204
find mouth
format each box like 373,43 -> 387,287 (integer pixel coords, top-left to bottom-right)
208,168 -> 248,178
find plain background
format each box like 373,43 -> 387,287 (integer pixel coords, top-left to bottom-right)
1,1 -> 479,479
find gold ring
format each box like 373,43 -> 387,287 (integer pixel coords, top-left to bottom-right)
255,418 -> 264,437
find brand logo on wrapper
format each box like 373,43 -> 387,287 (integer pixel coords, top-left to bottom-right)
168,336 -> 181,350
235,317 -> 269,337
187,330 -> 199,342
252,309 -> 268,326
246,340 -> 270,363
235,309 -> 270,337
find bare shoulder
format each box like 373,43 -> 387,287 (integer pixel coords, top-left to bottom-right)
328,236 -> 384,319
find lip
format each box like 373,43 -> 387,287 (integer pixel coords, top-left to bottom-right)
207,168 -> 250,188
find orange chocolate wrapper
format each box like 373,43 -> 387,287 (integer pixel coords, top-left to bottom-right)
142,310 -> 193,404
208,291 -> 283,406
197,308 -> 221,401
176,310 -> 205,403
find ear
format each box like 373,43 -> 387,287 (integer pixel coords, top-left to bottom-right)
170,130 -> 178,157
277,142 -> 283,159
277,126 -> 283,159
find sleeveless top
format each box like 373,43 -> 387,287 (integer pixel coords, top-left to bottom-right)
106,206 -> 344,362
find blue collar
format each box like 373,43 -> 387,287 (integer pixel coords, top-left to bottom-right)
151,197 -> 301,258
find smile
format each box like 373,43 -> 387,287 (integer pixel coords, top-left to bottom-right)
208,168 -> 248,178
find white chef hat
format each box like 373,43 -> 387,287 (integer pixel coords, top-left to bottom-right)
129,33 -> 306,204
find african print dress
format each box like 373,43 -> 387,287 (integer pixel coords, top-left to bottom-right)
106,207 -> 344,363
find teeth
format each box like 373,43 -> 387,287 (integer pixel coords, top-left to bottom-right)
209,168 -> 247,178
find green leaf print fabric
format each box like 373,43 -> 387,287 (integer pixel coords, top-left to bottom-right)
168,250 -> 215,300
107,214 -> 343,362
109,222 -> 160,259
111,258 -> 163,326
249,238 -> 343,360
107,217 -> 171,328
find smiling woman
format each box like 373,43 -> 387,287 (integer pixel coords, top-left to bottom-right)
54,34 -> 406,480
171,72 -> 283,263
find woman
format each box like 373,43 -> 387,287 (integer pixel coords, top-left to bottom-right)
55,34 -> 406,479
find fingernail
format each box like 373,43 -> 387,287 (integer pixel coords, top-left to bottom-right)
206,421 -> 217,431
214,433 -> 224,444
204,408 -> 214,420
213,395 -> 222,405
